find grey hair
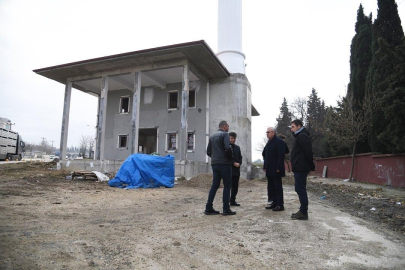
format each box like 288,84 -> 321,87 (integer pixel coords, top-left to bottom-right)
267,127 -> 276,134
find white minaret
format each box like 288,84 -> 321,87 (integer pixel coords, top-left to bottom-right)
217,0 -> 245,74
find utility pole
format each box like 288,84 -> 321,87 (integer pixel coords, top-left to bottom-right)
41,137 -> 46,154
50,140 -> 55,154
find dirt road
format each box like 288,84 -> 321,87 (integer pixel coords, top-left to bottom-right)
0,163 -> 404,269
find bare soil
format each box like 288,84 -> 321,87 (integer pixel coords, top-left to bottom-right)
1,162 -> 405,269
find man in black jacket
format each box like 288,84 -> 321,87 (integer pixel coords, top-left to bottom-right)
290,120 -> 315,220
229,132 -> 242,206
205,121 -> 236,216
262,127 -> 286,211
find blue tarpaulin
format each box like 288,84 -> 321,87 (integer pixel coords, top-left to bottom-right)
108,154 -> 175,189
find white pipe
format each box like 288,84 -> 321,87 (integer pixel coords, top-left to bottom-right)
206,82 -> 210,163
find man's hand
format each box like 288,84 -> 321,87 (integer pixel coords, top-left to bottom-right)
276,170 -> 280,173
233,162 -> 240,168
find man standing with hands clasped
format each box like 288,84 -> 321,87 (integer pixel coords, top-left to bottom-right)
290,120 -> 315,220
262,127 -> 286,211
205,121 -> 236,216
229,132 -> 242,207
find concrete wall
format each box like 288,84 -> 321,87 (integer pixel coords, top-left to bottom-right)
104,81 -> 208,162
101,74 -> 254,179
209,74 -> 252,179
104,88 -> 133,160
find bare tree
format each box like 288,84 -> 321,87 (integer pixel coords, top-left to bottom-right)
88,137 -> 96,158
325,95 -> 374,181
255,135 -> 268,154
290,97 -> 307,122
40,138 -> 49,154
79,135 -> 89,158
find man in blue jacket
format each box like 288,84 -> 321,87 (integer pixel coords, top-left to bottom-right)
290,119 -> 315,220
262,127 -> 286,211
205,121 -> 236,216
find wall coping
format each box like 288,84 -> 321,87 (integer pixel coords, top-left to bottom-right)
315,152 -> 405,161
371,153 -> 405,158
315,152 -> 380,161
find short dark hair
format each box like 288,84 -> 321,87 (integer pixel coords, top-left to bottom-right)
219,121 -> 228,128
291,119 -> 303,127
229,132 -> 237,138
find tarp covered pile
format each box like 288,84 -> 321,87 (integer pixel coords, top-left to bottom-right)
108,154 -> 175,189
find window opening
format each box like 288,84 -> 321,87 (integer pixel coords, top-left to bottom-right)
187,132 -> 195,151
120,96 -> 130,114
167,132 -> 177,151
118,135 -> 128,148
189,90 -> 196,108
168,91 -> 178,109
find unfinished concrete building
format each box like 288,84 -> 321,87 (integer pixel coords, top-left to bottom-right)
34,0 -> 259,178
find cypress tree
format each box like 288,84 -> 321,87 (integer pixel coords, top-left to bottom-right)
348,4 -> 372,107
347,4 -> 372,153
366,0 -> 405,153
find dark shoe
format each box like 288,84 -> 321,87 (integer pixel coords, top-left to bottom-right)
265,204 -> 276,210
291,210 -> 308,220
272,206 -> 284,211
222,210 -> 236,215
230,202 -> 240,206
291,211 -> 299,218
204,209 -> 220,215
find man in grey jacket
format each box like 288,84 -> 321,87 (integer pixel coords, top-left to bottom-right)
205,120 -> 236,215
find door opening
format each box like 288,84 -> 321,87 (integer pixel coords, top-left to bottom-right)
138,128 -> 158,154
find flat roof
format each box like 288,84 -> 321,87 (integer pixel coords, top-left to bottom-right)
33,40 -> 230,84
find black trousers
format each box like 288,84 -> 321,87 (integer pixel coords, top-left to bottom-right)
207,164 -> 232,211
267,176 -> 284,206
230,175 -> 239,203
294,172 -> 309,213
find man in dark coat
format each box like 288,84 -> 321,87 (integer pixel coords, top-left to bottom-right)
205,120 -> 236,216
290,119 -> 315,220
229,132 -> 242,206
262,127 -> 286,211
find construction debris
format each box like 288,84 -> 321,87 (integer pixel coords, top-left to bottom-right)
71,171 -> 109,181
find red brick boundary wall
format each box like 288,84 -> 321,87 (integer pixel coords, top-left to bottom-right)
303,153 -> 405,187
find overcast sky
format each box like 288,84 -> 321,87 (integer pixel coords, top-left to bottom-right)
1,0 -> 404,161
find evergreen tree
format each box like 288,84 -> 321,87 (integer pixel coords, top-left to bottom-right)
347,4 -> 372,153
366,0 -> 405,153
275,97 -> 294,152
348,4 -> 372,107
306,88 -> 326,157
276,97 -> 293,136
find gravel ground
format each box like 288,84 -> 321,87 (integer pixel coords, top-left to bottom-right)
0,162 -> 404,269
281,175 -> 405,236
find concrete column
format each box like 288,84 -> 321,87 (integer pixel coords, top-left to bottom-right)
96,76 -> 108,160
94,95 -> 100,160
131,71 -> 141,154
60,81 -> 72,161
179,64 -> 189,161
206,82 -> 210,163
